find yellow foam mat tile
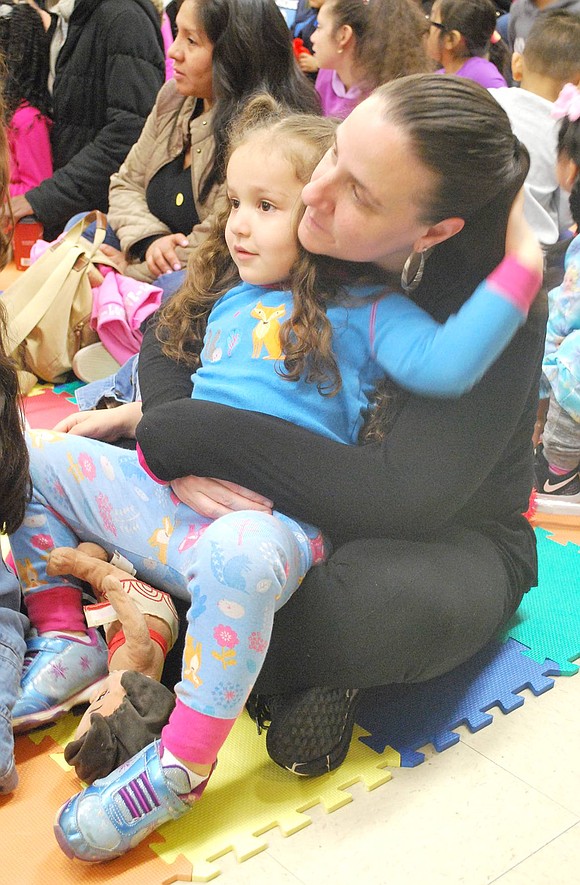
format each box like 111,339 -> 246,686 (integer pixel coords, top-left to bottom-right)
151,715 -> 393,881
18,711 -> 395,882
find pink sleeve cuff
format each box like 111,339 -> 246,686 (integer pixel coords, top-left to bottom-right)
487,255 -> 542,314
136,443 -> 168,485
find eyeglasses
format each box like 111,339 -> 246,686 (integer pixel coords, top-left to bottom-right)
425,16 -> 445,30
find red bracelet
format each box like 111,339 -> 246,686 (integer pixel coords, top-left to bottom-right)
107,627 -> 169,666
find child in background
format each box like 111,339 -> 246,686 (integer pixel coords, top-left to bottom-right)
427,0 -> 510,87
312,0 -> 430,119
292,0 -> 325,79
534,83 -> 580,501
43,94 -> 543,861
489,11 -> 580,281
0,81 -> 30,793
0,1 -> 52,198
0,307 -> 30,795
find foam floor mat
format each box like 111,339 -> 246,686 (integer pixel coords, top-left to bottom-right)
6,382 -> 580,882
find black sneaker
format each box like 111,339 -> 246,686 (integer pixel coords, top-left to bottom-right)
534,444 -> 580,498
246,687 -> 360,776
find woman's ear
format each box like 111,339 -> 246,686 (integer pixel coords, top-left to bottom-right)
414,217 -> 465,253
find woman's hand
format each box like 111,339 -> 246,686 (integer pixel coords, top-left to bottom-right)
506,187 -> 543,278
145,233 -> 189,277
53,402 -> 143,440
170,475 -> 274,519
298,53 -> 319,74
99,243 -> 128,273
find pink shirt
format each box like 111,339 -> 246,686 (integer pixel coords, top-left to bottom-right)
315,69 -> 367,120
8,103 -> 53,197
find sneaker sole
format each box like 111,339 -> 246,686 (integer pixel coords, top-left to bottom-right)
12,675 -> 109,734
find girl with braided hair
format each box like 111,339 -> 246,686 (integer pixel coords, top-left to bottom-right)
0,1 -> 52,197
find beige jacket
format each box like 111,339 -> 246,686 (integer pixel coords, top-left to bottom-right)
108,80 -> 226,282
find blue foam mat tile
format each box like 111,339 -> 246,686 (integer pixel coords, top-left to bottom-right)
356,637 -> 558,766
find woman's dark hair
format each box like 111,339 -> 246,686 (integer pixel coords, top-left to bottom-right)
375,74 -> 529,227
558,114 -> 580,228
362,73 -> 532,442
435,0 -> 510,80
0,3 -> 51,120
192,0 -> 320,202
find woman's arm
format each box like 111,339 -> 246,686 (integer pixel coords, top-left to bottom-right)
107,88 -> 172,254
136,302 -> 546,544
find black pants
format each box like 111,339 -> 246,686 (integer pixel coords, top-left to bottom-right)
252,527 -> 525,693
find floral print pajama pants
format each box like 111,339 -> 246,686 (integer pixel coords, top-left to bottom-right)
10,431 -> 327,730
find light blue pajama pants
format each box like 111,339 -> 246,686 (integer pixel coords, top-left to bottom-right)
10,431 -> 327,728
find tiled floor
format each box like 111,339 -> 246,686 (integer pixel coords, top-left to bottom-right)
206,669 -> 580,885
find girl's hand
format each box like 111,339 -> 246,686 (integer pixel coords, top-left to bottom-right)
298,53 -> 319,74
170,475 -> 274,519
9,194 -> 34,226
53,402 -> 143,440
145,234 -> 190,277
506,187 -> 543,277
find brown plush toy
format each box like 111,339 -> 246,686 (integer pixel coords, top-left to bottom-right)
47,544 -> 180,781
64,669 -> 176,784
47,543 -> 179,679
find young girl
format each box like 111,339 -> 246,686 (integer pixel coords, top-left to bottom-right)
36,96 -> 543,861
534,83 -> 580,504
0,2 -> 52,198
427,0 -> 510,89
312,0 -> 430,118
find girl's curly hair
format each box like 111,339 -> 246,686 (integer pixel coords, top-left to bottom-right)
0,2 -> 51,120
156,94 -> 352,396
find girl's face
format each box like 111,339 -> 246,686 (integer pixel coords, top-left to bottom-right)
426,0 -> 445,64
225,140 -> 303,287
168,0 -> 214,102
310,2 -> 341,69
298,96 -> 442,272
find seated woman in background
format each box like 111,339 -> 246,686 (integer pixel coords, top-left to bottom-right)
427,0 -> 510,88
98,0 -> 319,299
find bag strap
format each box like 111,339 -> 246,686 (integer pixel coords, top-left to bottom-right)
3,245 -> 87,353
2,211 -> 112,354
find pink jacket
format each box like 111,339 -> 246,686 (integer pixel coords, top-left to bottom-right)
8,103 -> 53,197
90,265 -> 163,364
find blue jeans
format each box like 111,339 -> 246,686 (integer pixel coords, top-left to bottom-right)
0,555 -> 29,792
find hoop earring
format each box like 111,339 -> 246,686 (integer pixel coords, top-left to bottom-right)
400,249 -> 427,294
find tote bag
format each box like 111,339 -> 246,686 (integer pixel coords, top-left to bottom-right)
1,211 -> 116,393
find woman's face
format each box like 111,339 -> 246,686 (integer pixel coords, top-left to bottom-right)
168,0 -> 214,102
298,96 -> 439,272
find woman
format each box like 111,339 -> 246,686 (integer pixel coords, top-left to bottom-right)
134,73 -> 545,775
12,75 -> 544,801
100,0 -> 319,290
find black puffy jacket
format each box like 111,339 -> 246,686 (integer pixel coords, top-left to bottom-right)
27,0 -> 165,239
